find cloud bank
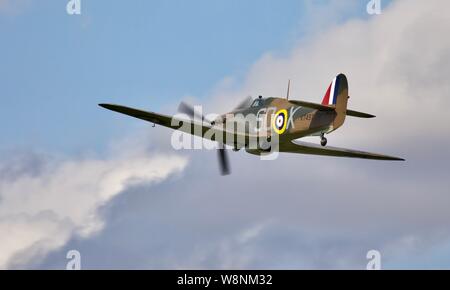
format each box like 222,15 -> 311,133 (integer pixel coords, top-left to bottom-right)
0,139 -> 187,269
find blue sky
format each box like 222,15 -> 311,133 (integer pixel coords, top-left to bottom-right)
0,0 -> 388,155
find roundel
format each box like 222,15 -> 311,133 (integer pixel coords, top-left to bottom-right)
273,109 -> 288,134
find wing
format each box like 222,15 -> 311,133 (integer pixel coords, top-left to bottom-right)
99,103 -> 213,137
279,140 -> 404,161
99,103 -> 251,142
100,103 -> 174,125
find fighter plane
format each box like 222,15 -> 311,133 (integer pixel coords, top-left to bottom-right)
99,74 -> 404,175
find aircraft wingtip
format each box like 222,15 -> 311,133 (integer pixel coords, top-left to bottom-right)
393,157 -> 406,161
99,103 -> 116,110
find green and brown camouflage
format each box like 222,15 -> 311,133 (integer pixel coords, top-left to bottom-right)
99,73 -> 404,173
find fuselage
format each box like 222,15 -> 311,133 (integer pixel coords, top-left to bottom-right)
215,97 -> 337,149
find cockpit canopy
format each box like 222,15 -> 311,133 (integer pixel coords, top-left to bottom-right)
251,98 -> 263,108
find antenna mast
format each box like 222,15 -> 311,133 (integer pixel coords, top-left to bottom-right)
286,79 -> 291,100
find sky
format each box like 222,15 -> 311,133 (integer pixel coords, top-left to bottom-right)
1,0 -> 450,269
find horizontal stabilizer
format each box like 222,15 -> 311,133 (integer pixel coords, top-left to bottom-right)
346,109 -> 375,118
288,100 -> 334,111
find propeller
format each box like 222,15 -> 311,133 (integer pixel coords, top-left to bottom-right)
218,145 -> 230,175
178,101 -> 231,176
177,97 -> 255,175
178,101 -> 204,121
233,96 -> 254,111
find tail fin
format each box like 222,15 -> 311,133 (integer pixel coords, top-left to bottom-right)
321,74 -> 349,130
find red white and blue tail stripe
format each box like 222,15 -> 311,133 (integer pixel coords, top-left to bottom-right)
321,76 -> 339,106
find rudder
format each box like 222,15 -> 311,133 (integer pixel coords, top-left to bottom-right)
321,74 -> 348,130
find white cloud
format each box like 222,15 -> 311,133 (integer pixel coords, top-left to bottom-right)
0,139 -> 188,269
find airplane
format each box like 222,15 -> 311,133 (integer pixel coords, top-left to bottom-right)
99,73 -> 404,175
